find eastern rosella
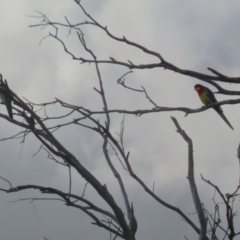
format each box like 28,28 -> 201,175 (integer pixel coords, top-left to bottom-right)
0,80 -> 13,119
194,84 -> 233,130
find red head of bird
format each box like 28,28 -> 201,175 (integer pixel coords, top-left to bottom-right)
194,84 -> 205,96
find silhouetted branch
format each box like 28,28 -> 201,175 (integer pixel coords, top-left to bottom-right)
201,175 -> 240,239
172,117 -> 208,240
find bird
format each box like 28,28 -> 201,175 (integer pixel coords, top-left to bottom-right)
194,84 -> 233,130
0,80 -> 13,119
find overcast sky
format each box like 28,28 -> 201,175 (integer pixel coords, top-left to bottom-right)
0,0 -> 240,239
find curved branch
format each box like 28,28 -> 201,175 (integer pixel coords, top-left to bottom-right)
57,97 -> 240,117
29,3 -> 240,91
172,117 -> 208,240
0,184 -> 124,237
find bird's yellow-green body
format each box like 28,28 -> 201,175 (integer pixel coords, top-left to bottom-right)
199,91 -> 213,106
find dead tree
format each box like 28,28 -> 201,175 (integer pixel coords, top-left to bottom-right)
0,1 -> 239,239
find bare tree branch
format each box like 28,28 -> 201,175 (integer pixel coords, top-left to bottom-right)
171,117 -> 208,240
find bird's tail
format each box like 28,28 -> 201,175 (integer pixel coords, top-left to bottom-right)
218,112 -> 234,130
6,102 -> 13,119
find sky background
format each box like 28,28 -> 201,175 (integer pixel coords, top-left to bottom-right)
0,0 -> 240,239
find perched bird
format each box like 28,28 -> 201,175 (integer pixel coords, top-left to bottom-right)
194,84 -> 233,130
0,80 -> 13,119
